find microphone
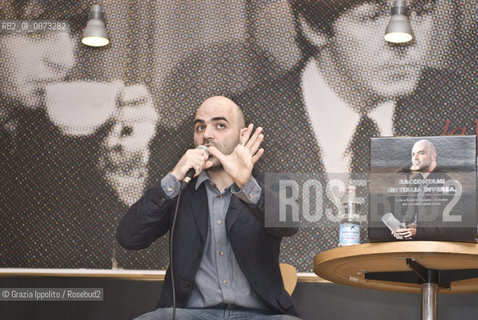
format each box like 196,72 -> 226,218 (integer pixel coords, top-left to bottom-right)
180,145 -> 209,190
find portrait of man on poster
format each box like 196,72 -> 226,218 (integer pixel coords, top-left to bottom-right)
369,136 -> 476,242
0,0 -> 158,268
237,0 -> 476,176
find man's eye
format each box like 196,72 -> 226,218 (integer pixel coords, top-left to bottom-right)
217,123 -> 225,129
196,125 -> 205,131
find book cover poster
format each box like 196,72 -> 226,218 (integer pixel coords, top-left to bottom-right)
368,135 -> 476,241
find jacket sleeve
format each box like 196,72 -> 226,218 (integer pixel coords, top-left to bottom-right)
116,182 -> 177,250
242,174 -> 300,238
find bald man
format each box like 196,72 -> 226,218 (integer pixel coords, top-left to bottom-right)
410,139 -> 437,176
117,96 -> 300,319
393,140 -> 436,239
393,139 -> 455,240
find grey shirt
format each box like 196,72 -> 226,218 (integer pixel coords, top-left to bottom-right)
161,171 -> 267,310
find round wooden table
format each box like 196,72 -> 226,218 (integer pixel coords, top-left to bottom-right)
314,241 -> 478,320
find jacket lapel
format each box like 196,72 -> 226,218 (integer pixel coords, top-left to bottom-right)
225,195 -> 242,233
188,184 -> 209,242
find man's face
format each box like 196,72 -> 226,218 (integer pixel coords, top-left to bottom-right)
193,98 -> 242,167
0,32 -> 75,109
411,141 -> 435,172
326,0 -> 435,100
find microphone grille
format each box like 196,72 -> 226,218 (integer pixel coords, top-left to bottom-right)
196,145 -> 209,158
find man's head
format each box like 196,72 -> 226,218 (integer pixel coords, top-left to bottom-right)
0,0 -> 92,109
411,139 -> 437,173
193,96 -> 246,167
290,0 -> 436,101
0,0 -> 91,35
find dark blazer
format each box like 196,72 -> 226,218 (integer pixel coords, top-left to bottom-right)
116,175 -> 299,316
405,169 -> 473,241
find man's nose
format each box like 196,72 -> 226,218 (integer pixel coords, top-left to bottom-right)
203,126 -> 214,140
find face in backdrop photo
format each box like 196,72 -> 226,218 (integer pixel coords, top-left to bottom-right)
0,0 -> 86,111
0,32 -> 76,109
324,0 -> 435,101
295,0 -> 436,109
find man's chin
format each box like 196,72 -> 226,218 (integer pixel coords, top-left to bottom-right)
373,77 -> 420,99
207,157 -> 222,170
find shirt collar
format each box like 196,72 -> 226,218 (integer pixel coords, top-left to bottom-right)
301,59 -> 395,173
302,58 -> 396,134
195,171 -> 210,190
195,170 -> 238,193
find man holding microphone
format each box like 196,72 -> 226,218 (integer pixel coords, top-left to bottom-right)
117,96 -> 300,319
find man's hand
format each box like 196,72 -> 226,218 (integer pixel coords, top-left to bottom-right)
391,230 -> 404,240
392,224 -> 417,239
99,84 -> 159,206
170,148 -> 212,182
208,124 -> 264,188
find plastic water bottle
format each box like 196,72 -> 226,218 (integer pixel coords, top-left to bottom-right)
338,185 -> 361,247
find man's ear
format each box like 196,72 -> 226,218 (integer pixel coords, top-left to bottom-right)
298,15 -> 328,48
